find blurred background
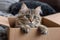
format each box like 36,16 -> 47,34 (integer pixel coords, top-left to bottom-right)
20,0 -> 60,12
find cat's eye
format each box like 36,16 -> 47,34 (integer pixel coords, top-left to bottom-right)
26,15 -> 30,18
34,16 -> 36,18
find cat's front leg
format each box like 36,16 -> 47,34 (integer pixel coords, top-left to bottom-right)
37,25 -> 48,35
15,21 -> 30,34
20,25 -> 30,34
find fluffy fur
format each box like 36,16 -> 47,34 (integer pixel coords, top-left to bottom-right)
9,1 -> 56,16
15,3 -> 48,34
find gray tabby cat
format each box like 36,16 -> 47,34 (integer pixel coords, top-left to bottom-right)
15,3 -> 48,34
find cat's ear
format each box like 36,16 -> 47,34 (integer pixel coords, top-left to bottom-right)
20,3 -> 29,12
35,6 -> 42,15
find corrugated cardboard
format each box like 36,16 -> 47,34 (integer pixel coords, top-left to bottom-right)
8,17 -> 16,27
9,28 -> 60,40
0,16 -> 10,27
42,13 -> 60,27
8,14 -> 60,40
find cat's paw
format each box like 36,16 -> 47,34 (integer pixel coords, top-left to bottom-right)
20,25 -> 30,34
21,28 -> 30,33
38,26 -> 48,35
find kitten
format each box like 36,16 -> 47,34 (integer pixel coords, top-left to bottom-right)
15,3 -> 48,34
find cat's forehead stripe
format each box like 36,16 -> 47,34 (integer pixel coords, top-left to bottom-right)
29,9 -> 34,14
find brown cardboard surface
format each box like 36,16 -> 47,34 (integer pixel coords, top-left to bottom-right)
8,17 -> 16,27
0,16 -> 10,27
9,28 -> 60,40
42,13 -> 60,27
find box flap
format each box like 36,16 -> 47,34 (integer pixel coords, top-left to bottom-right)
0,16 -> 10,27
42,13 -> 60,27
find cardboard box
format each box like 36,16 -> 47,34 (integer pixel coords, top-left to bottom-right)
9,28 -> 60,40
0,16 -> 10,27
42,13 -> 60,27
8,15 -> 60,40
0,16 -> 60,40
8,17 -> 16,27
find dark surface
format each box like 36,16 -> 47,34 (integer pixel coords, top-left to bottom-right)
0,25 -> 9,40
9,1 -> 56,16
20,0 -> 60,12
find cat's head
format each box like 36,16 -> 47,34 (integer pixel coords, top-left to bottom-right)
18,3 -> 42,22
